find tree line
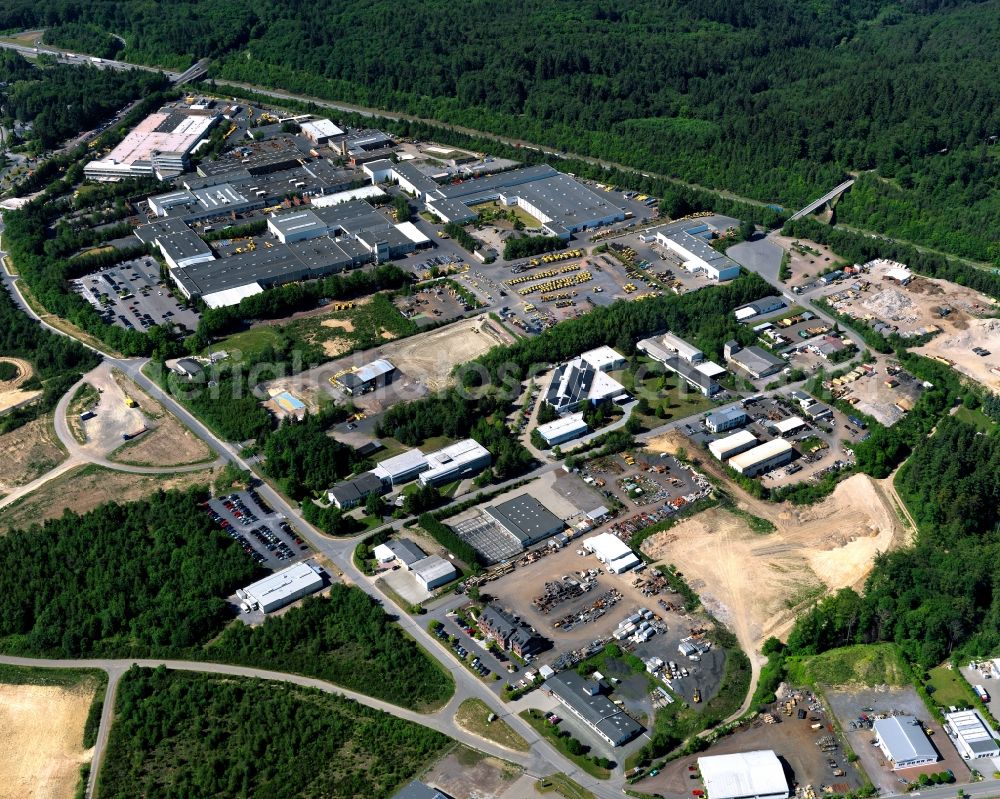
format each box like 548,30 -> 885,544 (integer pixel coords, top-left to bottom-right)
100,666 -> 449,799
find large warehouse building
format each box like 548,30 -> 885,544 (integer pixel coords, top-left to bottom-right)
85,108 -> 219,180
484,494 -> 565,548
419,439 -> 492,487
637,333 -> 722,397
709,430 -> 758,461
237,561 -> 324,613
727,343 -> 785,380
546,671 -> 644,747
696,750 -> 789,799
654,221 -> 742,282
873,715 -> 938,770
728,438 -> 794,477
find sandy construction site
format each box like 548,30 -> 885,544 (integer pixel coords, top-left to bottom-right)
642,432 -> 910,657
0,357 -> 41,415
915,316 -> 1000,392
0,681 -> 96,799
265,314 -> 514,411
0,415 -> 66,496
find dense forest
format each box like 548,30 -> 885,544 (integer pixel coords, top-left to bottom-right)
202,590 -> 453,710
100,667 -> 449,799
0,51 -> 166,149
1,0 -> 998,258
0,282 -> 101,433
786,416 -> 1000,667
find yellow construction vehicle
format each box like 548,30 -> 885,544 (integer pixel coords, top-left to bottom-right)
124,395 -> 138,409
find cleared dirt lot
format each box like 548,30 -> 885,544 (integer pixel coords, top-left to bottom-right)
0,414 -> 66,495
420,747 -> 521,799
769,234 -> 842,285
107,374 -> 213,467
0,356 -> 41,414
915,316 -> 1000,392
641,432 -> 909,657
0,463 -> 218,533
0,681 -> 96,799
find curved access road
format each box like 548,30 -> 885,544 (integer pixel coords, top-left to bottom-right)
0,654 -> 619,799
51,371 -> 226,475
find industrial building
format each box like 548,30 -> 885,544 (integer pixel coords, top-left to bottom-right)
944,710 -> 1000,760
545,671 -> 644,747
654,221 -> 742,282
545,352 -> 627,413
537,413 -> 589,447
583,532 -> 641,574
372,449 -> 429,487
391,781 -> 451,799
300,118 -> 345,146
237,561 -> 324,613
735,297 -> 786,322
772,416 -> 807,436
335,359 -> 397,396
484,494 -> 565,548
410,555 -> 458,590
873,715 -> 938,770
327,471 -> 386,509
85,108 -> 219,180
372,538 -> 427,568
419,439 -> 492,486
366,162 -> 625,238
696,750 -> 789,799
727,343 -> 785,379
147,183 -> 263,221
134,217 -> 216,271
478,605 -> 547,658
708,430 -> 758,461
705,407 -> 748,433
728,438 -> 794,477
636,334 -> 721,397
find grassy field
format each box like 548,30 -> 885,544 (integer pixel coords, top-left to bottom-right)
207,326 -> 287,360
784,643 -> 908,688
470,200 -> 542,228
925,665 -> 976,708
520,710 -> 611,780
954,405 -> 996,433
455,698 -> 530,752
535,773 -> 597,799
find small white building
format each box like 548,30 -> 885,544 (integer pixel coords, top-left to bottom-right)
300,118 -> 345,146
237,562 -> 323,613
583,533 -> 640,573
410,555 -> 458,590
697,750 -> 789,799
944,709 -> 1000,760
537,413 -> 589,447
658,332 -> 704,364
772,416 -> 807,436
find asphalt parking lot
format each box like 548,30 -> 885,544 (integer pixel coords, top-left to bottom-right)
73,256 -> 200,333
204,487 -> 310,569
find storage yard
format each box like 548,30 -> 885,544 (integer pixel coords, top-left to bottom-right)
0,679 -> 100,799
637,687 -> 863,798
915,316 -> 1000,392
827,687 -> 967,792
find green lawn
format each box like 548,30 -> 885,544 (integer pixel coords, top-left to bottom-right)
207,326 -> 286,359
925,665 -> 976,708
784,643 -> 907,688
955,405 -> 996,433
455,698 -> 530,752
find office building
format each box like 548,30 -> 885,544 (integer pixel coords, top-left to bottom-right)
705,408 -> 748,434
546,671 -> 644,747
419,439 -> 492,486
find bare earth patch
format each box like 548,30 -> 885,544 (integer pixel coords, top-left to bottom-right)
0,357 -> 41,415
0,464 -> 218,533
0,414 -> 66,493
320,318 -> 355,332
0,682 -> 96,799
642,433 -> 908,656
914,316 -> 1000,392
322,337 -> 352,357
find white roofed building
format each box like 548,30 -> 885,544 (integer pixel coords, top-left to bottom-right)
419,439 -> 492,486
874,715 -> 938,769
300,118 -> 345,145
411,555 -> 458,590
372,449 -> 429,486
537,413 -> 589,447
237,562 -> 324,613
944,709 -> 1000,760
772,416 -> 807,436
697,750 -> 789,799
583,533 -> 640,573
709,430 -> 758,461
728,439 -> 793,477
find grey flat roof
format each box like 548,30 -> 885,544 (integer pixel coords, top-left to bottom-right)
386,538 -> 427,566
391,781 -> 451,799
657,220 -> 741,272
270,209 -> 327,237
484,494 -> 563,546
547,671 -> 643,745
874,716 -> 936,763
707,408 -> 746,425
